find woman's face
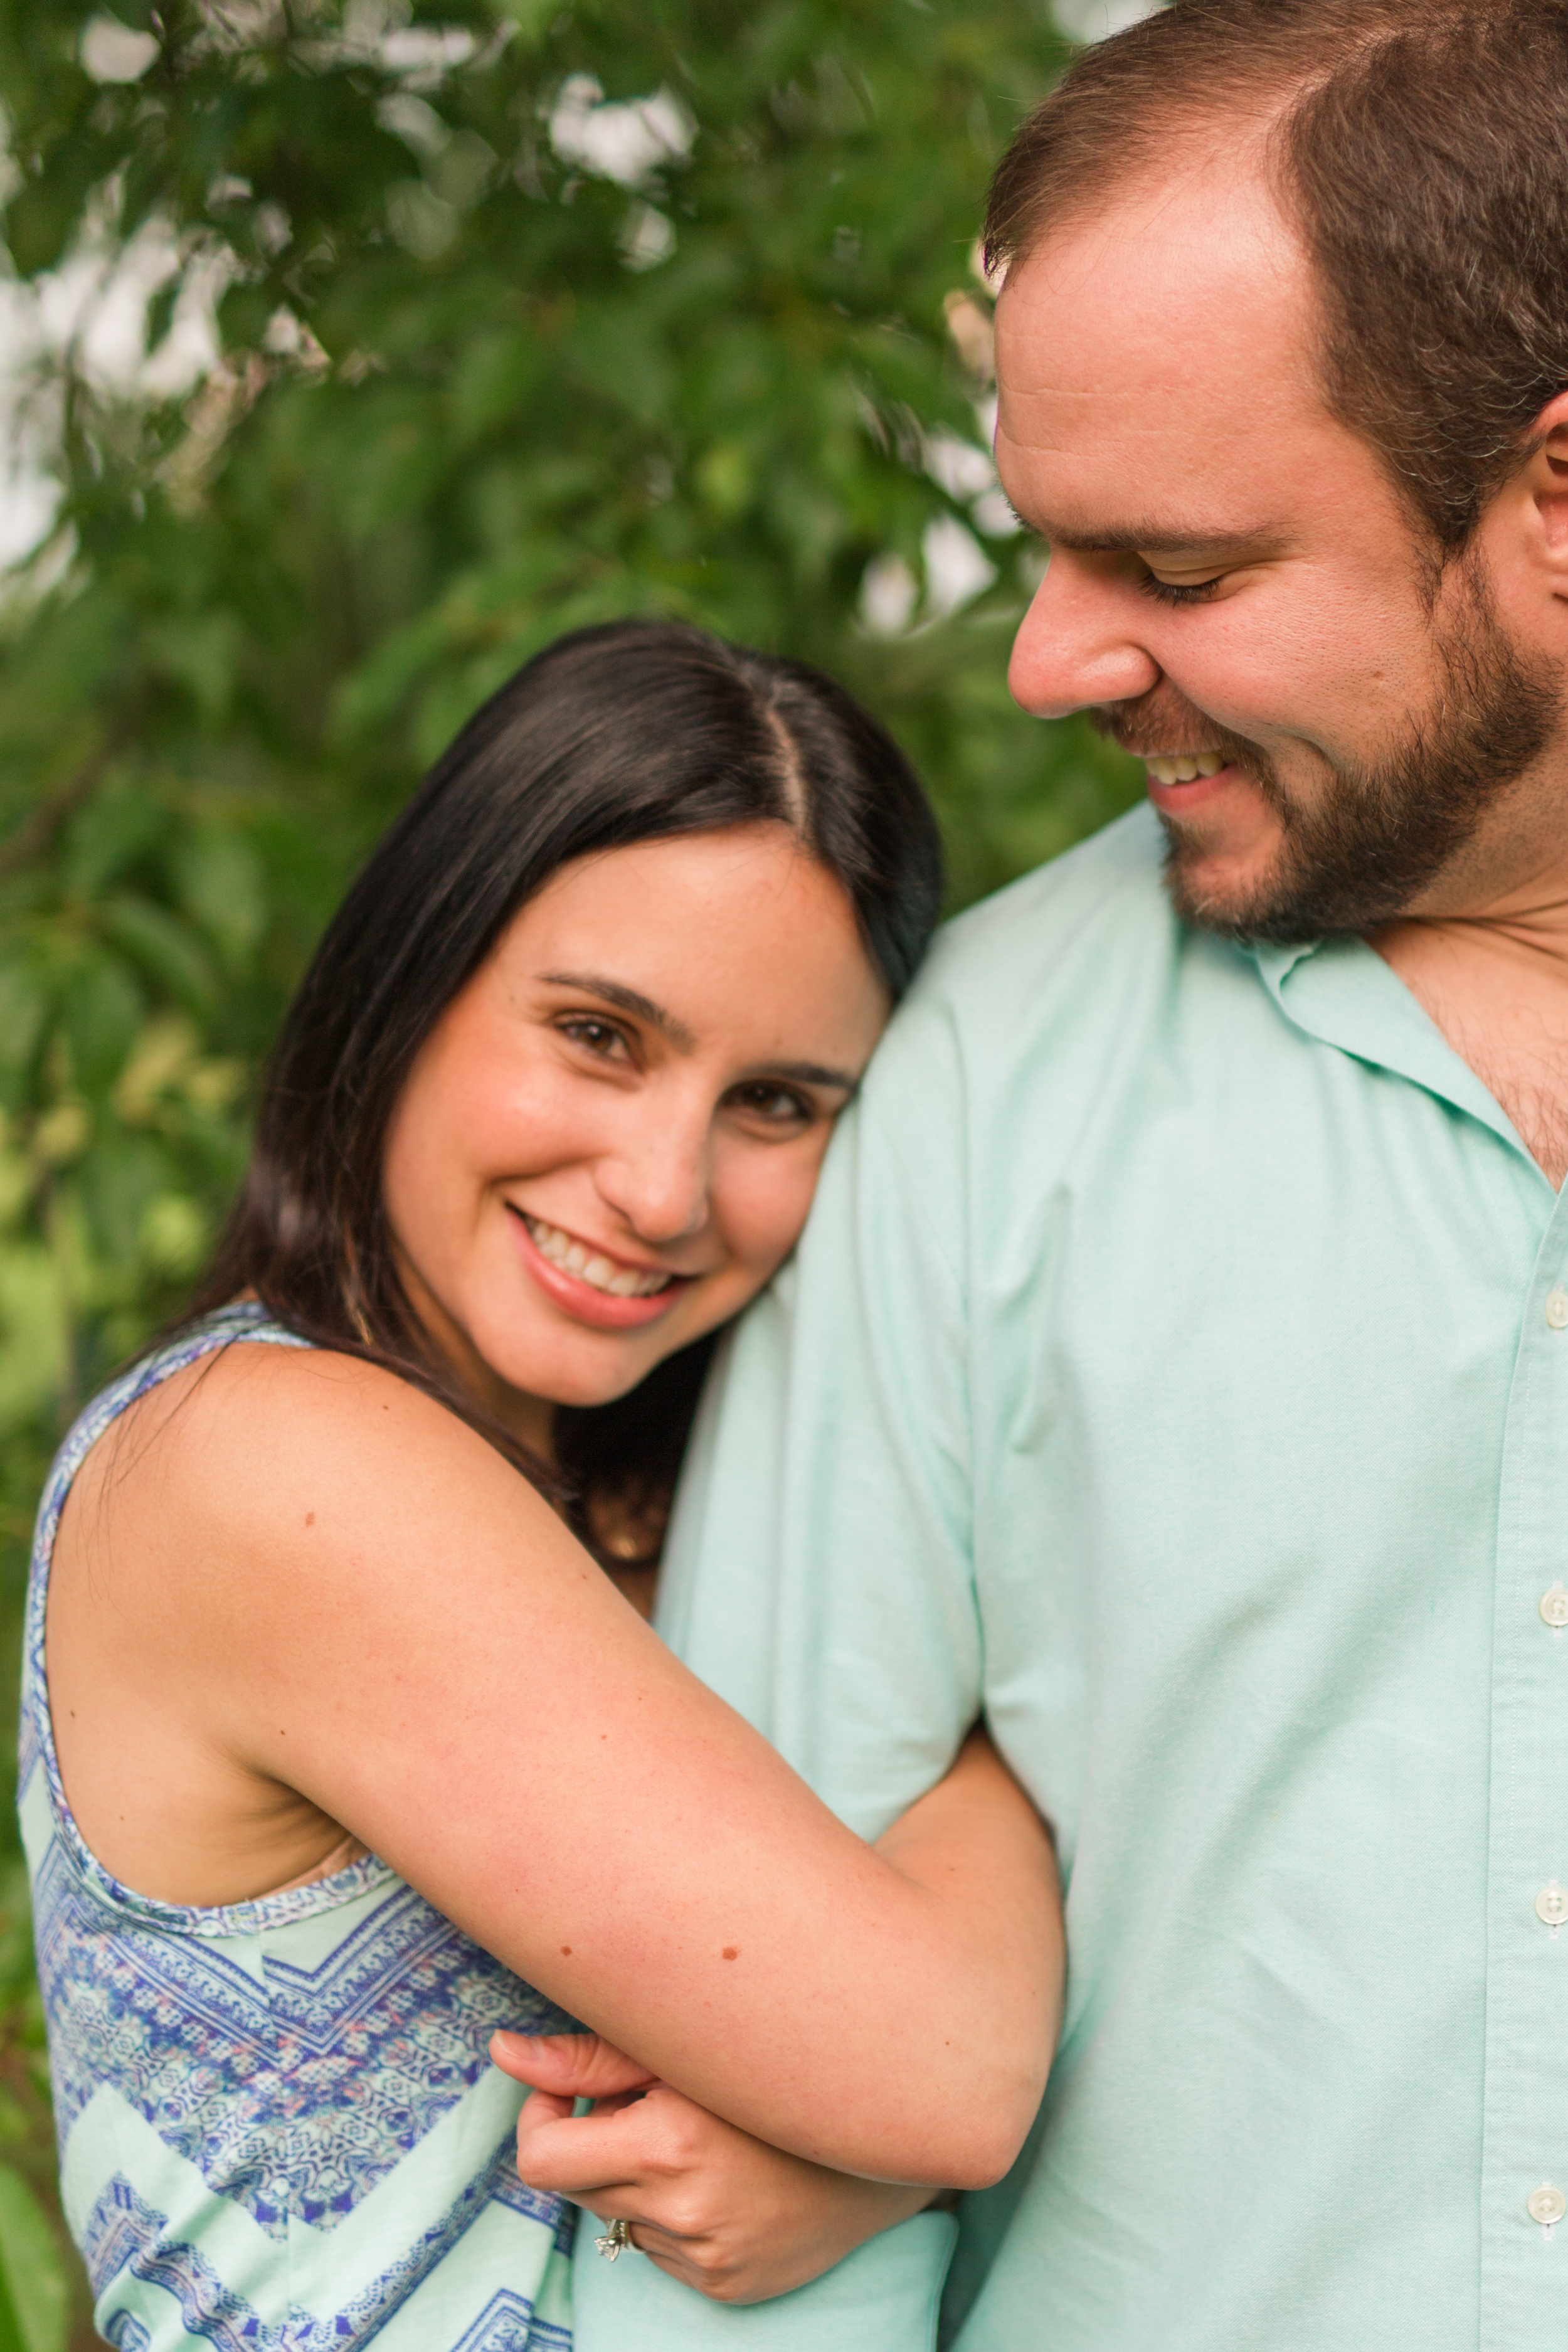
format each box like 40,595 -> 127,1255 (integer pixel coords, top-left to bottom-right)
382,823 -> 891,1446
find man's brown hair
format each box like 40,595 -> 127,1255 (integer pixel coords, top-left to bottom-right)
984,0 -> 1568,552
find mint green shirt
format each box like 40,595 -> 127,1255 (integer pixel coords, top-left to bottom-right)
655,804 -> 1568,2350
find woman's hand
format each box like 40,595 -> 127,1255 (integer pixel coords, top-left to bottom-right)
493,2030 -> 936,2304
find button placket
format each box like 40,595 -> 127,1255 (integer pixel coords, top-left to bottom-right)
1481,1221 -> 1568,2338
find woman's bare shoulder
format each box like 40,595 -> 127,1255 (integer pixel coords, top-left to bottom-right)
66,1335 -> 560,1626
139,1333 -> 507,1468
48,1333 -> 598,1909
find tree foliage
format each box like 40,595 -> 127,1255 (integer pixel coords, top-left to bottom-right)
0,0 -> 1138,2328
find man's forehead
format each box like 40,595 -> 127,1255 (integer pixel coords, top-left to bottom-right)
993,166 -> 1318,419
999,139 -> 1306,319
991,170 -> 1336,544
993,364 -> 1306,554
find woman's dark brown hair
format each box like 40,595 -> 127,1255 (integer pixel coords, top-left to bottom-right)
187,619 -> 943,1559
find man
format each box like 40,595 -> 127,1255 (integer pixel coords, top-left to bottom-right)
528,0 -> 1568,2339
652,1 -> 1568,2343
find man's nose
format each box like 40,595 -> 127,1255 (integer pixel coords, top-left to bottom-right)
1007,555 -> 1162,719
595,1097 -> 712,1248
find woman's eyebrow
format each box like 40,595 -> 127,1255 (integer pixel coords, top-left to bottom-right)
542,972 -> 860,1092
539,970 -> 697,1052
762,1059 -> 861,1092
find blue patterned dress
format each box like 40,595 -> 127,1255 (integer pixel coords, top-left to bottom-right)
19,1306 -> 576,2350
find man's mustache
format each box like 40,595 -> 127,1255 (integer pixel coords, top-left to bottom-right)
1089,695 -> 1278,798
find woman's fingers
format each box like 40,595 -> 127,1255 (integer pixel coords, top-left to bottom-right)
515,2096 -> 660,2198
512,2084 -> 575,2127
521,2082 -> 941,2306
583,2212 -> 733,2300
490,2029 -> 657,2100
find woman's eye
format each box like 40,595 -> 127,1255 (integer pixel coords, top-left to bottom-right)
1138,570 -> 1225,608
559,1018 -> 627,1059
728,1082 -> 813,1125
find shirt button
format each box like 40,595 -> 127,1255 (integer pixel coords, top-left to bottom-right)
1537,1883 -> 1568,1927
1529,2185 -> 1567,2228
1547,1289 -> 1568,1329
1542,1586 -> 1568,1628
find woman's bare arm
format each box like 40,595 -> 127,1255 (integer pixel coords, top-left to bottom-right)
491,1730 -> 1063,2302
49,1344 -> 1057,2188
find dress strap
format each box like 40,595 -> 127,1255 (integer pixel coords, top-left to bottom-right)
15,1304 -> 392,1937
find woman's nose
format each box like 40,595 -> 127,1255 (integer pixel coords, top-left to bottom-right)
594,1098 -> 712,1248
1007,554 -> 1162,719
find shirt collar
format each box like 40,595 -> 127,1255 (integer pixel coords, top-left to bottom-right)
1243,930 -> 1540,1174
1245,936 -> 1322,990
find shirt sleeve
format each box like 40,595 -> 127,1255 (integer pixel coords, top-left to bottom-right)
569,2211 -> 959,2350
566,1007 -> 982,2352
656,990 -> 983,1839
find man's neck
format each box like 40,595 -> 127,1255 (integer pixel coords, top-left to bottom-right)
1372,858 -> 1568,1187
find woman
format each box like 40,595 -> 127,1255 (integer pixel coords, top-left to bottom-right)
25,622 -> 1061,2351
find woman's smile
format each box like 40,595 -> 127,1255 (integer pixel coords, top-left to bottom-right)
509,1207 -> 696,1330
381,825 -> 891,1441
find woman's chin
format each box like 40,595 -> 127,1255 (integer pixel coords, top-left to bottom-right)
475,1314 -> 680,1416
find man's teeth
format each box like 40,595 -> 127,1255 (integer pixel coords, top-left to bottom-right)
1147,751 -> 1227,785
525,1217 -> 674,1298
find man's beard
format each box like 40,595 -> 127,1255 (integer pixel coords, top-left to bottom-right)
1094,565 -> 1562,943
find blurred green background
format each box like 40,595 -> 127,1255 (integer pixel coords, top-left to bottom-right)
0,0 -> 1144,2336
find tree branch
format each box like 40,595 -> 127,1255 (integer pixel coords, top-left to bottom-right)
0,736 -> 116,884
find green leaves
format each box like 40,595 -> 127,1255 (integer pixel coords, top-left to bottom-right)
0,2166 -> 68,2352
0,1248 -> 68,1432
172,825 -> 267,972
0,1867 -> 70,2351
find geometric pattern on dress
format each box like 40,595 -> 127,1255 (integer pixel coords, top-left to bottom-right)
454,2290 -> 573,2352
23,1308 -> 576,2348
493,2172 -> 576,2240
85,2176 -> 260,2350
84,2165 -> 569,2352
34,1837 -> 571,2232
103,2318 -> 152,2352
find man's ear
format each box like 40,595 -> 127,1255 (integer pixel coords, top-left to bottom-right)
1518,389 -> 1568,595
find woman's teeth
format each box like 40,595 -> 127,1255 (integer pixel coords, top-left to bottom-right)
524,1216 -> 674,1298
1146,751 -> 1227,785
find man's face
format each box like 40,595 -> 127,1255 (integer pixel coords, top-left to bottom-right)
993,161 -> 1560,937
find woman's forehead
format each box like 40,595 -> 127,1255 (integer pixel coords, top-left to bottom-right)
482,827 -> 885,1044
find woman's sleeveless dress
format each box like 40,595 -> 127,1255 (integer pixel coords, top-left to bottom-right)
19,1305 -> 576,2352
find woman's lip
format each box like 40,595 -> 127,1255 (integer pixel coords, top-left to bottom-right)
507,1207 -> 692,1331
1145,761 -> 1244,817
